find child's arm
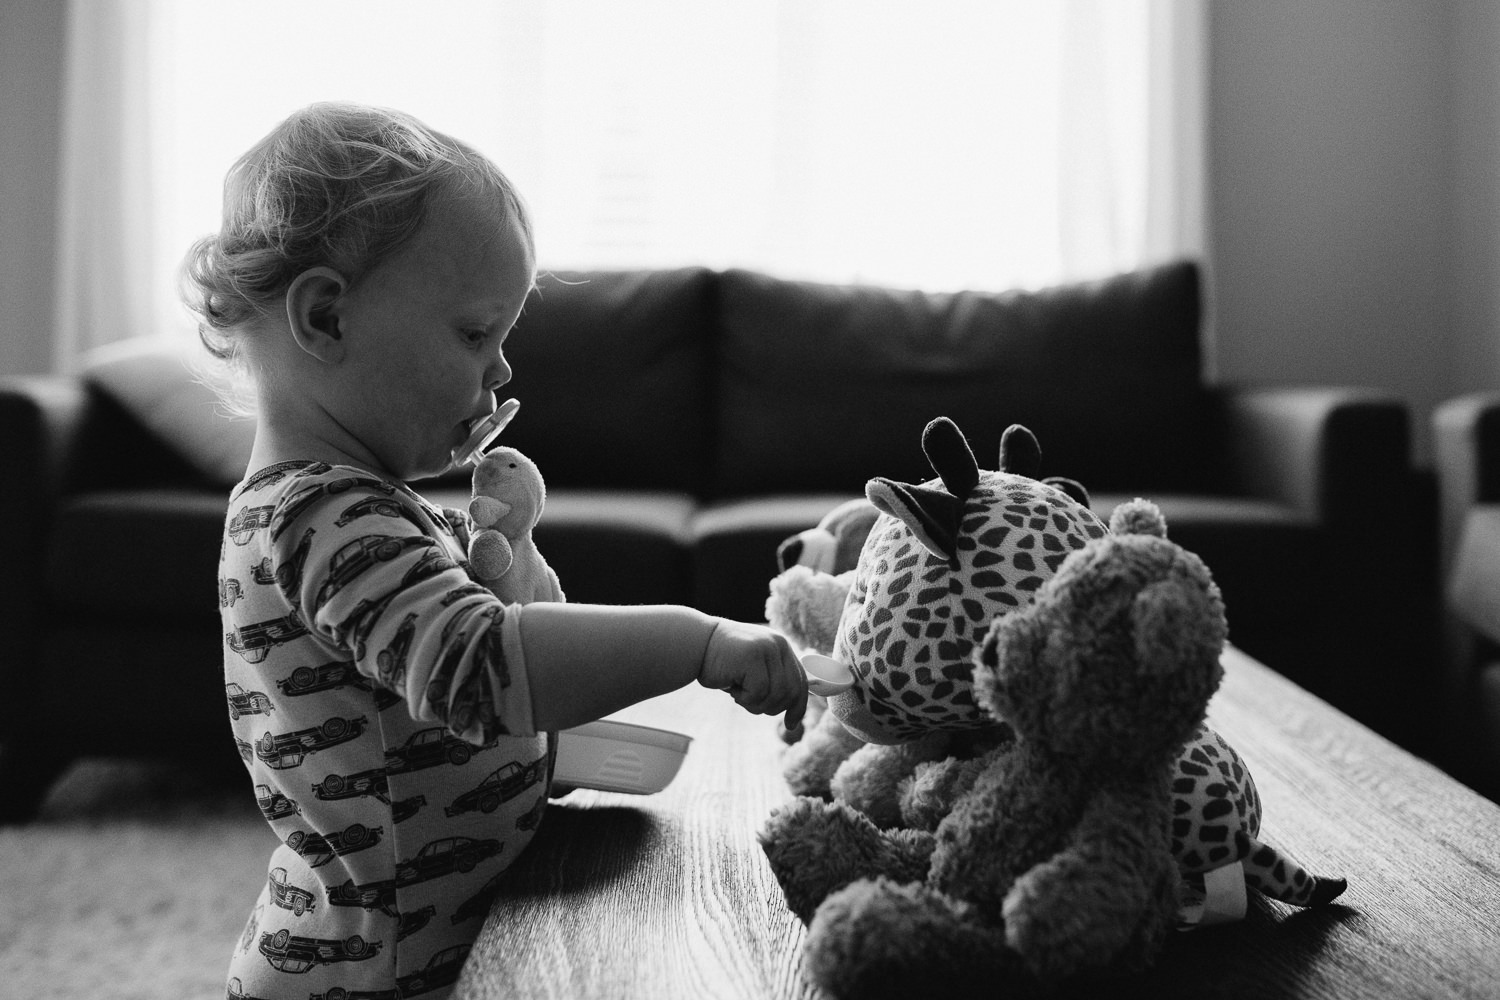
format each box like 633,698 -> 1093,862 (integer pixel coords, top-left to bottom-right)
518,603 -> 808,733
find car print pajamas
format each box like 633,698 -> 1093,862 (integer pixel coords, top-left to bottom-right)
221,461 -> 551,1000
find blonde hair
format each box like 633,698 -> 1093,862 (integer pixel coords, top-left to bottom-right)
181,102 -> 532,371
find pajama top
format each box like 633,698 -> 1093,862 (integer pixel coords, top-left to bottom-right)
220,461 -> 550,1000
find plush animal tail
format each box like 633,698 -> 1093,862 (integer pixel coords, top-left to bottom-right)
1242,837 -> 1347,906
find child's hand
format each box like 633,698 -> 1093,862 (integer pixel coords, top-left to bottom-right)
700,619 -> 808,733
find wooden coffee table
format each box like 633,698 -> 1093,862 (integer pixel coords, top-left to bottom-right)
455,647 -> 1500,999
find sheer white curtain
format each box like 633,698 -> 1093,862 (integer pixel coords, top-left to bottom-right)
52,0 -> 1207,369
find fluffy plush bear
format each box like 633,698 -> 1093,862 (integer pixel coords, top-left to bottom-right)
767,497 -> 881,664
760,500 -> 1347,998
468,446 -> 565,605
767,417 -> 1104,829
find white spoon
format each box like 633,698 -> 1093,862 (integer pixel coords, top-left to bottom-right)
801,653 -> 854,696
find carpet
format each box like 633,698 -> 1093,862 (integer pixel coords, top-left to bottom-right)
0,758 -> 278,999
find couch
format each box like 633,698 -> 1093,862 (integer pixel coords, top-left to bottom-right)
1434,393 -> 1500,799
0,260 -> 1422,821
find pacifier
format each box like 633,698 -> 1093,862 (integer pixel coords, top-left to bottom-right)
451,397 -> 521,468
800,653 -> 854,697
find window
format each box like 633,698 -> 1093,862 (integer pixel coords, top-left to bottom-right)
55,0 -> 1204,361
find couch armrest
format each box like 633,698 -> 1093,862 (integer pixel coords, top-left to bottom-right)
1450,506 -> 1500,649
1434,392 -> 1500,578
0,374 -> 93,559
0,376 -> 95,736
1214,385 -> 1410,527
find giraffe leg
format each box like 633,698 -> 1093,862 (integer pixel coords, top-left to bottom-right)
1242,836 -> 1347,906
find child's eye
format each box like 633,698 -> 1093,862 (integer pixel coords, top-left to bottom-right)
460,328 -> 487,348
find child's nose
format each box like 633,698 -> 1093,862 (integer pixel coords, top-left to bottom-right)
484,352 -> 512,391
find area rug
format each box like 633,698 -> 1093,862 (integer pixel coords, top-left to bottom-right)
0,758 -> 278,999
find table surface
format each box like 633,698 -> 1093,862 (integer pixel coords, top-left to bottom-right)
456,647 -> 1500,1000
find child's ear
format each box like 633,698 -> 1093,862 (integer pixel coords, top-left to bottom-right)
285,267 -> 349,363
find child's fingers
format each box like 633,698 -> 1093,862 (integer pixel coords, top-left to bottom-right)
731,635 -> 805,717
702,621 -> 808,727
774,638 -> 809,734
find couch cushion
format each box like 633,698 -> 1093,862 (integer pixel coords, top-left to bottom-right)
81,336 -> 255,487
713,261 -> 1207,498
491,268 -> 717,495
689,494 -> 868,621
421,487 -> 697,608
47,490 -> 228,616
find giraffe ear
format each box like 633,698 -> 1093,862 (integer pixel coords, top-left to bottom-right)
1044,476 -> 1091,508
922,417 -> 979,500
998,424 -> 1042,478
866,478 -> 962,559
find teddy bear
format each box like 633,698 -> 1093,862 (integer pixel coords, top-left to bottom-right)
467,445 -> 565,605
766,497 -> 881,744
766,416 -> 1106,828
767,496 -> 882,664
759,500 -> 1348,998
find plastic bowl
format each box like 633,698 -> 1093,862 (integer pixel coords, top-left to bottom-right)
552,719 -> 692,795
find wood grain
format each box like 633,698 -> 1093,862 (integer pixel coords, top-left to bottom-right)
457,647 -> 1500,1000
458,684 -> 823,999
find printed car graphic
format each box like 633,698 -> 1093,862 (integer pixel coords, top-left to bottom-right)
274,527 -> 316,600
227,504 -> 274,545
236,738 -> 254,763
376,613 -> 418,688
420,626 -> 473,723
397,904 -> 437,942
326,876 -> 399,916
243,460 -> 323,493
451,872 -> 504,925
277,660 -> 372,698
401,545 -> 459,590
255,784 -> 299,821
396,836 -> 502,887
396,944 -> 470,997
226,682 -> 274,720
517,793 -> 547,832
286,822 -> 383,868
226,976 -> 275,1000
337,590 -> 401,661
385,727 -> 477,775
254,715 -> 368,769
391,793 -> 426,824
440,581 -> 493,607
310,986 -> 398,1000
236,901 -> 265,955
313,535 -> 434,610
445,759 -> 547,818
227,611 -> 308,664
334,492 -> 411,529
269,866 -> 317,916
219,577 -> 244,607
251,557 -> 276,586
257,928 -> 381,974
313,767 -> 389,804
274,475 -> 397,541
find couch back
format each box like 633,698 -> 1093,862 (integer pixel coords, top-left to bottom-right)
499,260 -> 1209,499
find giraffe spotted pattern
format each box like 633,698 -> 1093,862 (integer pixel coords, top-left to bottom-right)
1172,725 -> 1339,906
834,476 -> 1108,741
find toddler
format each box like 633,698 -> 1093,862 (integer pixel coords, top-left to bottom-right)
187,102 -> 806,1000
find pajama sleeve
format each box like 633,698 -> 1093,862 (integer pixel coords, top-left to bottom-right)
267,474 -> 537,744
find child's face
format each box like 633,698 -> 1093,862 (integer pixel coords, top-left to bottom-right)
327,189 -> 535,481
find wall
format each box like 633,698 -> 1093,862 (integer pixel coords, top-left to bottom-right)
1209,0 -> 1500,463
0,1 -> 66,377
1450,0 -> 1500,398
